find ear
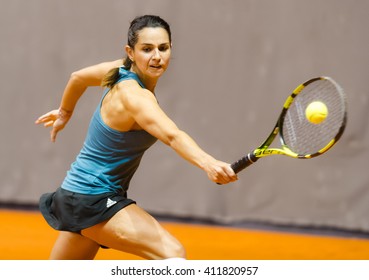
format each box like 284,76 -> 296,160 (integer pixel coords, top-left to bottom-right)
125,45 -> 134,61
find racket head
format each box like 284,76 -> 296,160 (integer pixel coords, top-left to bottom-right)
278,76 -> 347,158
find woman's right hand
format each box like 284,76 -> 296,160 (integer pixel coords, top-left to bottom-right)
35,108 -> 72,142
203,159 -> 238,185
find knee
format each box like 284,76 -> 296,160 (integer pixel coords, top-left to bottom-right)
163,239 -> 187,259
173,242 -> 187,259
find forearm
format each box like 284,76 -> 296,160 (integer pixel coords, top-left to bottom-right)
35,73 -> 87,143
167,130 -> 237,184
59,59 -> 123,113
58,72 -> 88,114
167,130 -> 216,170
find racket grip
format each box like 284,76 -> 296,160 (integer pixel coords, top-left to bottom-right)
231,153 -> 258,174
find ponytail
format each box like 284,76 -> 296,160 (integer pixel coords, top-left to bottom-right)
101,67 -> 120,89
101,57 -> 132,88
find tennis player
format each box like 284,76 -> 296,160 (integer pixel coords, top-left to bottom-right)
35,15 -> 237,260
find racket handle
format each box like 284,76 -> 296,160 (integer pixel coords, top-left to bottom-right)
231,152 -> 258,174
217,153 -> 258,185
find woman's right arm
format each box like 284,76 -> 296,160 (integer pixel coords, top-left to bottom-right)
121,82 -> 237,185
35,59 -> 123,142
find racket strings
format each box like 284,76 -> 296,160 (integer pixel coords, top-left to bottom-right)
282,78 -> 346,156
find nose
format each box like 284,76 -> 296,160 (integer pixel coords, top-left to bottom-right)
152,49 -> 161,60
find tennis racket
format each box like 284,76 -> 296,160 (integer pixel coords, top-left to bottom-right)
231,76 -> 347,174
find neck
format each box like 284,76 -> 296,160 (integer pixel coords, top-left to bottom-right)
130,67 -> 158,93
139,76 -> 158,93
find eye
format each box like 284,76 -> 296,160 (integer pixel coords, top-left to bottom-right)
142,47 -> 152,52
159,45 -> 170,52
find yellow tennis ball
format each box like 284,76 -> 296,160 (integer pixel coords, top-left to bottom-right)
305,101 -> 328,124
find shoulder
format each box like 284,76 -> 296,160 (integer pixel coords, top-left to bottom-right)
116,80 -> 154,99
115,81 -> 156,112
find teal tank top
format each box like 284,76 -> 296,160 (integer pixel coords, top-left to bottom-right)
61,67 -> 157,194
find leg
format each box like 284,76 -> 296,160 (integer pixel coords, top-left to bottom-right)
49,231 -> 100,260
81,204 -> 186,260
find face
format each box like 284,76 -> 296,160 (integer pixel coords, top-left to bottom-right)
127,27 -> 171,80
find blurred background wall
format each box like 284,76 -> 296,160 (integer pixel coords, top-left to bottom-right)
1,0 -> 368,232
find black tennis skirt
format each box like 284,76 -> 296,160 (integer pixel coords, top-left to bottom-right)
39,187 -> 135,233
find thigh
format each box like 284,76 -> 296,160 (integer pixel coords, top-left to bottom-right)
49,231 -> 100,260
81,204 -> 186,260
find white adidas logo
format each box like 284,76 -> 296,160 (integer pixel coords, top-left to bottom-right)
106,198 -> 117,208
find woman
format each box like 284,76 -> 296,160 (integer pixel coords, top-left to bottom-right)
35,15 -> 237,260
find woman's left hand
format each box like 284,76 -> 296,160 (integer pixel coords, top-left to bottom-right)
35,108 -> 72,142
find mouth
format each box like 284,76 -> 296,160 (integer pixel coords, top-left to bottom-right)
150,65 -> 162,69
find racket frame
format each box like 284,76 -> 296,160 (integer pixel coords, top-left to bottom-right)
231,77 -> 347,174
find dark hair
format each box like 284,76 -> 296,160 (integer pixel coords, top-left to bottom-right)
102,15 -> 171,88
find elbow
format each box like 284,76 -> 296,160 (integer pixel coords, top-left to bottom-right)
165,129 -> 183,148
67,71 -> 90,90
70,71 -> 85,84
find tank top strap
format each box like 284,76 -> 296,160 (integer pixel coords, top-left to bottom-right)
100,67 -> 145,102
116,67 -> 145,88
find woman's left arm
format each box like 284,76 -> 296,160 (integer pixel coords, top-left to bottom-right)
35,59 -> 123,142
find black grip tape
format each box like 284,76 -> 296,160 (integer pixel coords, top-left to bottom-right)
231,153 -> 258,174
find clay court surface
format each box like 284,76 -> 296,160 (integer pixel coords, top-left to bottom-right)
1,209 -> 369,260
